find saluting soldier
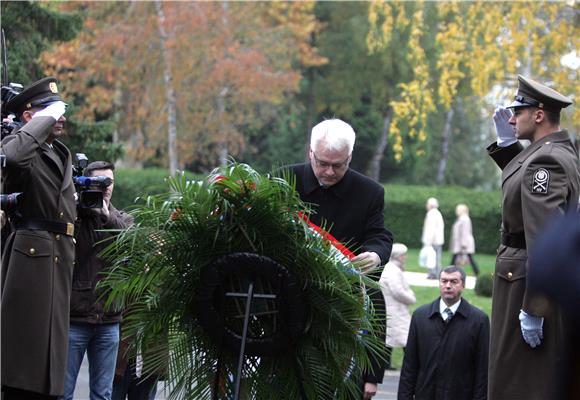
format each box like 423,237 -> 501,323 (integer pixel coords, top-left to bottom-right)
487,75 -> 580,400
1,77 -> 77,400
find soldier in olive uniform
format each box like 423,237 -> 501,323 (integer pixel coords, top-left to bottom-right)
487,75 -> 580,400
1,77 -> 77,399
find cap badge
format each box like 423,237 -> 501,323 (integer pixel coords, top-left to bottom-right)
531,168 -> 549,195
49,82 -> 59,94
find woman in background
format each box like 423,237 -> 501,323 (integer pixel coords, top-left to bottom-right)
379,243 -> 416,370
449,204 -> 479,276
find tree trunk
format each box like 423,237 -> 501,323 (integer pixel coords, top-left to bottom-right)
217,86 -> 229,166
367,107 -> 393,182
436,106 -> 455,185
154,0 -> 178,175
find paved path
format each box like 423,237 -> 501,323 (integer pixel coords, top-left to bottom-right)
404,270 -> 477,289
73,272 -> 465,399
74,356 -> 399,399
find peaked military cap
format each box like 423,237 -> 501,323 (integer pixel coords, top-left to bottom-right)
507,75 -> 573,112
4,76 -> 65,115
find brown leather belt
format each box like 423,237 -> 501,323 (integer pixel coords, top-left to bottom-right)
15,218 -> 75,237
501,231 -> 526,249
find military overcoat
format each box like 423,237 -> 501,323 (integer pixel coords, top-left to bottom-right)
486,130 -> 580,400
1,116 -> 77,396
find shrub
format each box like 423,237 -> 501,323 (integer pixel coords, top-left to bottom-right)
474,273 -> 494,297
113,168 -> 201,210
383,184 -> 502,254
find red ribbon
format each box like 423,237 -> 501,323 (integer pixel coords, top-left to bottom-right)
298,212 -> 355,260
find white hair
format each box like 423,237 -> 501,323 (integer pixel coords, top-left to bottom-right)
427,197 -> 439,209
390,243 -> 408,259
310,119 -> 356,153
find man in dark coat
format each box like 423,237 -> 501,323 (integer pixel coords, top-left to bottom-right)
287,118 -> 393,399
398,266 -> 489,400
487,75 -> 580,400
62,161 -> 133,400
1,77 -> 76,399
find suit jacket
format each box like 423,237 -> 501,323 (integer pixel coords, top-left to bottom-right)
398,298 -> 490,400
1,117 -> 77,396
288,163 -> 392,265
486,130 -> 580,400
288,163 -> 393,384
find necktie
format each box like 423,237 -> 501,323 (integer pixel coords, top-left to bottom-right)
444,308 -> 454,323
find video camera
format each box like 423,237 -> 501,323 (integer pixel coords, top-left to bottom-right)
1,29 -> 23,140
0,153 -> 23,211
73,153 -> 113,209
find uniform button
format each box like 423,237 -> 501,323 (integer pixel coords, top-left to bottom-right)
72,238 -> 77,245
507,272 -> 513,280
54,256 -> 59,263
29,248 -> 36,255
55,234 -> 61,241
59,212 -> 64,218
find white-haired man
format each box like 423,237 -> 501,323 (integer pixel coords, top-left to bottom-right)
288,118 -> 393,399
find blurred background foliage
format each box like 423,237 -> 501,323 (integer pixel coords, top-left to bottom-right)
2,1 -> 578,191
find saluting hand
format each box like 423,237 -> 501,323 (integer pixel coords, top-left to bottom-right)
493,106 -> 516,147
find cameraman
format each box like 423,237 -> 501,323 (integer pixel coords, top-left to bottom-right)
1,77 -> 76,400
62,161 -> 133,400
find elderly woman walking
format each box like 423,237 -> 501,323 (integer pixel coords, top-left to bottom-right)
449,204 -> 480,276
379,243 -> 416,370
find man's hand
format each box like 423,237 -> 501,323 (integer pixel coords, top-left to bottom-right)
363,382 -> 378,399
519,310 -> 544,348
92,199 -> 110,220
493,106 -> 516,147
352,251 -> 381,273
32,101 -> 66,121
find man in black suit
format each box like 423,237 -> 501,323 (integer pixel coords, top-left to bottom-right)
288,118 -> 393,399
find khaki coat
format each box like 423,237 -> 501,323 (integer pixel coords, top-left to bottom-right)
1,117 -> 77,396
486,130 -> 580,400
449,215 -> 475,255
379,260 -> 415,348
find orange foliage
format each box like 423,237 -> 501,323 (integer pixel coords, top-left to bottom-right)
42,1 -> 325,169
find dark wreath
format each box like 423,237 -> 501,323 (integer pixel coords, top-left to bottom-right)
100,162 -> 383,400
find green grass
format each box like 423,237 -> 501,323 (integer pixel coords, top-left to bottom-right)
388,248 -> 495,369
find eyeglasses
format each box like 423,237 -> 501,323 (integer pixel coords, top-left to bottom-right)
514,95 -> 543,109
311,151 -> 351,170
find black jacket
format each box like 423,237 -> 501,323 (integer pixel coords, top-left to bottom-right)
288,163 -> 393,265
70,204 -> 133,324
289,163 -> 393,384
398,298 -> 490,400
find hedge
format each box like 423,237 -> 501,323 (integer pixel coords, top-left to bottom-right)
112,169 -> 503,254
113,168 -> 201,210
384,184 -> 502,254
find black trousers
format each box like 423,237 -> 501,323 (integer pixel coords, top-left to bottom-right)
1,386 -> 58,400
450,253 -> 479,276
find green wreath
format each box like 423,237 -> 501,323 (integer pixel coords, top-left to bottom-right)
101,162 -> 384,399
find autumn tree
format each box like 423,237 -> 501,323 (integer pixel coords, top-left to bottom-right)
367,0 -> 578,183
42,1 -> 325,172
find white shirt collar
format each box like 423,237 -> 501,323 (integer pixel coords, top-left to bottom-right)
439,298 -> 461,320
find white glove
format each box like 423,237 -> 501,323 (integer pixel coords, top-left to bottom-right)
493,107 -> 516,147
519,310 -> 544,348
32,101 -> 66,121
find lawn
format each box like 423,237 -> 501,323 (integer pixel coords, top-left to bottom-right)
387,247 -> 495,369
